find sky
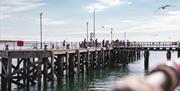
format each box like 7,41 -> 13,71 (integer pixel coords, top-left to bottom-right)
0,0 -> 180,42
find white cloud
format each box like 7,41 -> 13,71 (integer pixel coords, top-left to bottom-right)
0,13 -> 11,20
168,10 -> 180,15
42,18 -> 69,26
96,10 -> 179,41
122,10 -> 180,33
86,3 -> 107,12
35,17 -> 69,27
120,20 -> 138,23
100,0 -> 122,6
85,0 -> 131,12
0,0 -> 46,20
127,1 -> 132,5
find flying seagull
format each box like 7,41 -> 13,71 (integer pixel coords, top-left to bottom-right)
154,5 -> 171,13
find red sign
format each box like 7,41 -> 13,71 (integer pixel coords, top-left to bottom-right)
17,41 -> 24,46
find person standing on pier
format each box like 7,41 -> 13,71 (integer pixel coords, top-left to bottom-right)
84,38 -> 87,48
95,39 -> 98,47
63,40 -> 66,49
102,40 -> 105,47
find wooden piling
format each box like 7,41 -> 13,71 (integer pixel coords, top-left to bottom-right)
119,50 -> 122,64
37,57 -> 42,89
55,55 -> 64,83
1,58 -> 8,91
17,58 -> 21,88
101,48 -> 105,68
26,58 -> 30,88
144,50 -> 150,70
85,50 -> 90,71
50,54 -> 55,83
81,53 -> 85,72
178,50 -> 180,58
117,49 -> 120,64
107,49 -> 112,67
65,52 -> 69,76
90,52 -> 94,70
7,57 -> 12,91
122,50 -> 128,66
69,54 -> 75,76
97,51 -> 101,69
43,58 -> 48,87
137,51 -> 141,60
126,51 -> 130,64
95,49 -> 98,69
166,50 -> 171,60
23,58 -> 26,86
76,50 -> 80,75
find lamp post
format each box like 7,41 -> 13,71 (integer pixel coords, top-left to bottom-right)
87,22 -> 89,42
124,32 -> 126,41
40,13 -> 43,49
93,7 -> 96,41
111,28 -> 113,42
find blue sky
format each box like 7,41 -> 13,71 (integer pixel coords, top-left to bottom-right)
0,0 -> 180,42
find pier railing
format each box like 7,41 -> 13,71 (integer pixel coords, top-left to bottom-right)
0,41 -> 179,50
0,41 -> 80,50
112,41 -> 179,48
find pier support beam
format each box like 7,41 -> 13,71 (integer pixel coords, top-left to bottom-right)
37,57 -> 42,90
101,48 -> 105,68
166,50 -> 171,60
95,49 -> 98,69
144,50 -> 150,70
51,54 -> 55,83
55,55 -> 64,83
106,49 -> 111,67
69,54 -> 75,76
90,52 -> 94,70
97,51 -> 101,69
80,53 -> 85,72
1,58 -> 8,91
178,49 -> 180,58
43,58 -> 48,87
65,52 -> 69,76
137,51 -> 141,60
76,50 -> 80,75
7,57 -> 12,91
85,50 -> 90,71
122,50 -> 126,66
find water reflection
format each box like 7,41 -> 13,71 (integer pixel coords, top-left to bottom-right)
56,67 -> 129,91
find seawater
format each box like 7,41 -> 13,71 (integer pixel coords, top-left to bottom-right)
1,51 -> 180,91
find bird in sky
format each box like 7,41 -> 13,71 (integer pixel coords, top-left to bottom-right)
154,5 -> 172,13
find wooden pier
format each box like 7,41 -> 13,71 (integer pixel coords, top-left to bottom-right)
0,46 -> 139,91
0,41 -> 180,90
113,41 -> 180,70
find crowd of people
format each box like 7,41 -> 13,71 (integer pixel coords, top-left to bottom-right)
111,39 -> 131,47
79,39 -> 111,48
78,38 -> 132,48
61,38 -> 132,49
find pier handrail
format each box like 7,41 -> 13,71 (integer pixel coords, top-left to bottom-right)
0,41 -> 81,50
111,60 -> 180,91
1,41 -> 179,50
112,41 -> 179,48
